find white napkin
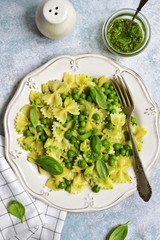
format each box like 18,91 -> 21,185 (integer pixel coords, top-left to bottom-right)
0,135 -> 67,240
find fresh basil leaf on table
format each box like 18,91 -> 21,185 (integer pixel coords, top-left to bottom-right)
106,221 -> 129,240
7,200 -> 25,223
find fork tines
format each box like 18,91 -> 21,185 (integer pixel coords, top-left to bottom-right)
111,74 -> 134,109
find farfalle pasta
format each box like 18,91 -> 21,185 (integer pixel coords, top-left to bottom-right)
15,73 -> 147,194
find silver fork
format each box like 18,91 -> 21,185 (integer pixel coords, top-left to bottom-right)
111,74 -> 152,202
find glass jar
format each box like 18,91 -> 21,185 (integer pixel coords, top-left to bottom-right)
102,8 -> 151,57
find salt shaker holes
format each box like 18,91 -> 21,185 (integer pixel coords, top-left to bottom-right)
49,6 -> 58,15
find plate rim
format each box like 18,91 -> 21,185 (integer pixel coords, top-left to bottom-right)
4,53 -> 160,212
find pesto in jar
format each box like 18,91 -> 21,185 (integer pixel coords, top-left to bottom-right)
107,19 -> 144,53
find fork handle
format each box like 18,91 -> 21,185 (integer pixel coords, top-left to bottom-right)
128,118 -> 152,202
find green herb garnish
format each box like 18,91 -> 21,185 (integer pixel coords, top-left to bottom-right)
96,159 -> 109,180
36,156 -> 63,175
94,86 -> 108,109
107,221 -> 129,240
29,105 -> 38,128
7,200 -> 25,223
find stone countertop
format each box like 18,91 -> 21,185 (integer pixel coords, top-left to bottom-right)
0,0 -> 160,239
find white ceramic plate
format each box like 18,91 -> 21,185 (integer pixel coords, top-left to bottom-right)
4,54 -> 160,212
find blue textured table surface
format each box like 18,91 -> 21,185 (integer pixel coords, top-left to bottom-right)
1,0 -> 160,239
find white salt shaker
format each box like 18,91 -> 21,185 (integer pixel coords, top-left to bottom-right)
35,0 -> 76,39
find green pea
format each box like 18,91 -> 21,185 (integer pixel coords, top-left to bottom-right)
80,93 -> 86,99
109,154 -> 117,160
65,180 -> 71,186
126,150 -> 129,157
65,162 -> 72,169
78,160 -> 86,168
66,185 -> 71,192
36,125 -> 44,132
87,96 -> 93,102
61,93 -> 66,101
93,78 -> 98,84
73,93 -> 79,101
106,122 -> 113,130
64,158 -> 70,163
113,143 -> 122,151
115,150 -> 120,156
78,127 -> 86,135
92,186 -> 100,193
102,139 -> 109,147
92,113 -> 100,121
108,93 -> 115,99
68,94 -> 73,99
105,89 -> 111,95
107,104 -> 113,112
73,115 -> 79,120
113,96 -> 119,102
103,82 -> 109,90
40,134 -> 47,142
70,136 -> 77,144
83,110 -> 90,116
109,84 -> 114,90
124,145 -> 131,151
109,158 -> 116,166
80,121 -> 86,127
111,109 -> 116,114
64,130 -> 72,139
114,102 -> 121,108
72,87 -> 79,94
107,99 -> 112,104
79,114 -> 85,121
41,118 -> 48,125
120,149 -> 126,156
67,150 -> 75,158
112,90 -> 117,96
58,182 -> 66,189
24,130 -> 32,137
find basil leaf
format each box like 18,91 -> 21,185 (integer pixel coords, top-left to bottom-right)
94,86 -> 108,109
96,160 -> 109,180
89,87 -> 97,102
29,105 -> 38,128
36,156 -> 63,175
90,135 -> 102,154
108,222 -> 129,240
7,200 -> 25,223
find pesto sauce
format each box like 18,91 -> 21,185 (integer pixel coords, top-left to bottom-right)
107,19 -> 144,53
